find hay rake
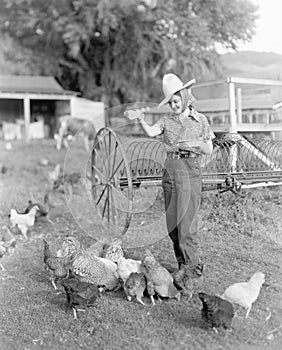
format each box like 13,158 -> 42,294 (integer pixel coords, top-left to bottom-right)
91,127 -> 282,234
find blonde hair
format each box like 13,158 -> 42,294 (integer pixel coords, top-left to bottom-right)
179,89 -> 195,111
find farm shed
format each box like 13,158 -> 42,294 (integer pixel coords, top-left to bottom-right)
0,75 -> 105,141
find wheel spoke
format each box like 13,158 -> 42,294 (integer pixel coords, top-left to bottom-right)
109,186 -> 117,224
92,164 -> 104,180
101,187 -> 109,219
96,185 -> 107,206
108,159 -> 124,183
107,185 -> 110,224
111,141 -> 118,176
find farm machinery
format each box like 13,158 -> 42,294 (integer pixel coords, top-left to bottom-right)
91,127 -> 282,235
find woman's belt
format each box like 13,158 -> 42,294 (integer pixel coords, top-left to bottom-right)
167,150 -> 198,159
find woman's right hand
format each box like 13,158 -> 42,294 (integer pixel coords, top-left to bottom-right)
124,110 -> 144,121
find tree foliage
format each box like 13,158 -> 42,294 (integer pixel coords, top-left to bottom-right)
0,0 -> 258,105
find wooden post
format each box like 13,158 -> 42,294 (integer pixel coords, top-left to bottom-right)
237,88 -> 242,124
227,79 -> 238,171
228,81 -> 237,133
24,96 -> 31,142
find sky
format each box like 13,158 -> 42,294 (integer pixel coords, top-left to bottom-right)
237,0 -> 282,54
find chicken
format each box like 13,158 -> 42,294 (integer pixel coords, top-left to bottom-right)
198,292 -> 235,331
72,251 -> 119,291
173,263 -> 204,298
53,172 -> 82,192
142,250 -> 181,304
43,240 -> 71,289
61,278 -> 101,319
1,225 -> 16,244
0,226 -> 16,270
23,199 -> 49,219
0,163 -> 8,174
56,236 -> 81,258
116,257 -> 142,284
221,271 -> 265,318
96,256 -> 119,276
86,239 -> 108,258
57,236 -> 119,291
47,164 -> 61,186
23,193 -> 54,224
102,238 -> 124,263
124,272 -> 147,305
9,206 -> 39,239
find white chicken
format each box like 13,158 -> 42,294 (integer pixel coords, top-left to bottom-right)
221,271 -> 265,318
115,257 -> 142,284
96,256 -> 119,277
9,206 -> 39,239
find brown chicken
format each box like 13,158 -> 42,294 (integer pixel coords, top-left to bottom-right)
43,240 -> 71,289
61,278 -> 101,319
173,264 -> 204,298
142,250 -> 181,304
123,272 -> 147,305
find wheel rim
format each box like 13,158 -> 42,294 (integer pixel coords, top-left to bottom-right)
91,127 -> 133,235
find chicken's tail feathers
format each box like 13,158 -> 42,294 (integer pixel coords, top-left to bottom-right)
220,292 -> 228,301
168,283 -> 181,300
43,239 -> 52,261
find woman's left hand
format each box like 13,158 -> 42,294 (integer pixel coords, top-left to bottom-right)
177,140 -> 204,148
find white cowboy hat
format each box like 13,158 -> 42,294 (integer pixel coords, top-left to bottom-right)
158,74 -> 196,107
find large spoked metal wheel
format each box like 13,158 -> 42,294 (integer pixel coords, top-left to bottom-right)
91,127 -> 133,235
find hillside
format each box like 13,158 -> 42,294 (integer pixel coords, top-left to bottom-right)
220,51 -> 282,80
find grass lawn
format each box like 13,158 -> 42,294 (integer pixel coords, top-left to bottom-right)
0,138 -> 282,350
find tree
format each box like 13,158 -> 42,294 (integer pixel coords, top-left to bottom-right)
0,0 -> 258,106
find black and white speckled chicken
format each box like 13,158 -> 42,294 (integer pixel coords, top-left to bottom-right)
61,278 -> 101,319
57,236 -> 119,291
43,239 -> 71,289
173,264 -> 204,298
124,272 -> 147,305
198,292 -> 235,331
56,236 -> 82,259
72,250 -> 119,291
101,238 -> 124,263
142,249 -> 181,304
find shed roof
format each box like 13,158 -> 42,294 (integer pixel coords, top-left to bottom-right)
0,75 -> 77,95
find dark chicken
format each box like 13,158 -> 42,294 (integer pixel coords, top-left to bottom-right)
43,240 -> 71,289
198,292 -> 234,331
124,272 -> 147,305
61,278 -> 100,319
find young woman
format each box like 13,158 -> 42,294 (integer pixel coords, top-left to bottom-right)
136,73 -> 215,272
